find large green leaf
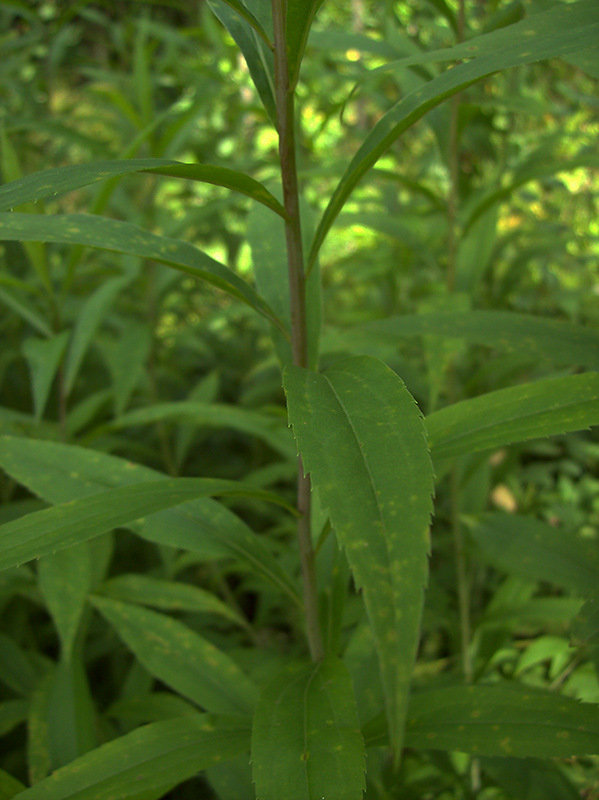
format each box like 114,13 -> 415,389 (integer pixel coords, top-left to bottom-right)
0,475 -> 292,572
0,436 -> 301,605
251,658 -> 365,800
90,596 -> 258,715
12,714 -> 250,800
364,684 -> 599,758
0,159 -> 286,218
284,356 -> 434,756
0,213 -> 288,335
286,0 -> 326,88
470,513 -> 599,595
352,311 -> 599,371
426,372 -> 599,464
307,2 -> 599,268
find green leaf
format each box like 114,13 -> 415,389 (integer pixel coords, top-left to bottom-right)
354,310 -> 599,370
217,0 -> 272,48
13,714 -> 250,800
207,0 -> 276,124
0,436 -> 301,606
572,587 -> 599,646
0,768 -> 26,800
308,3 -> 599,268
0,700 -> 28,738
0,159 -> 286,218
251,658 -> 365,800
470,513 -> 599,595
97,574 -> 246,627
0,284 -> 52,337
64,275 -> 130,396
0,213 -> 288,336
0,476 -> 294,572
90,596 -> 258,715
38,542 -> 93,660
284,356 -> 434,756
426,372 -> 599,463
286,0 -> 326,88
111,401 -> 295,459
46,656 -> 97,770
22,332 -> 70,421
101,320 -> 152,416
0,633 -> 38,696
364,684 -> 599,758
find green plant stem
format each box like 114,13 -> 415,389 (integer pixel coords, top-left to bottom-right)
272,0 -> 323,662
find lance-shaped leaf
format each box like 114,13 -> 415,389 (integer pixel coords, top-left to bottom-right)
0,213 -> 288,336
364,684 -> 599,758
22,332 -> 70,421
0,476 -> 293,572
284,356 -> 434,757
286,0 -> 326,89
354,310 -> 599,371
307,3 -> 599,268
90,596 -> 258,715
0,436 -> 301,605
11,714 -> 250,800
427,372 -> 599,464
207,0 -> 276,124
0,158 -> 286,217
251,657 -> 365,800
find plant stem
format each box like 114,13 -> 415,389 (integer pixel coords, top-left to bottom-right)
272,0 -> 323,662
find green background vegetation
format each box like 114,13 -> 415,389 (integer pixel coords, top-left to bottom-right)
0,0 -> 598,798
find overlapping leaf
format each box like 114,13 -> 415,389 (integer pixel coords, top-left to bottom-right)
364,684 -> 599,758
0,213 -> 288,335
0,436 -> 301,604
284,356 -> 434,756
252,658 -> 365,800
90,597 -> 257,715
0,158 -> 286,217
426,372 -> 599,463
11,714 -> 250,800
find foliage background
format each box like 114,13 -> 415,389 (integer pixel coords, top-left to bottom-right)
0,0 -> 598,797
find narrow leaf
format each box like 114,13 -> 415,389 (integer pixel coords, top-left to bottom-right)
286,0 -> 326,88
13,714 -> 250,800
0,476 -> 293,572
0,213 -> 288,335
426,372 -> 599,463
90,596 -> 258,715
353,310 -> 599,370
284,356 -> 434,756
308,4 -> 599,267
0,158 -> 286,218
364,684 -> 599,758
0,436 -> 301,605
22,332 -> 70,421
251,658 -> 365,800
470,513 -> 599,595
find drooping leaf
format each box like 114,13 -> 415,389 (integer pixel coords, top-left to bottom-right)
0,475 -> 293,572
90,596 -> 258,715
251,658 -> 365,800
111,401 -> 295,459
97,574 -> 246,627
470,513 -> 599,595
364,683 -> 599,758
0,159 -> 286,218
207,0 -> 276,124
12,714 -> 250,800
0,213 -> 288,335
0,436 -> 301,605
0,284 -> 52,337
308,3 -> 599,268
284,356 -> 434,756
426,372 -> 599,464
